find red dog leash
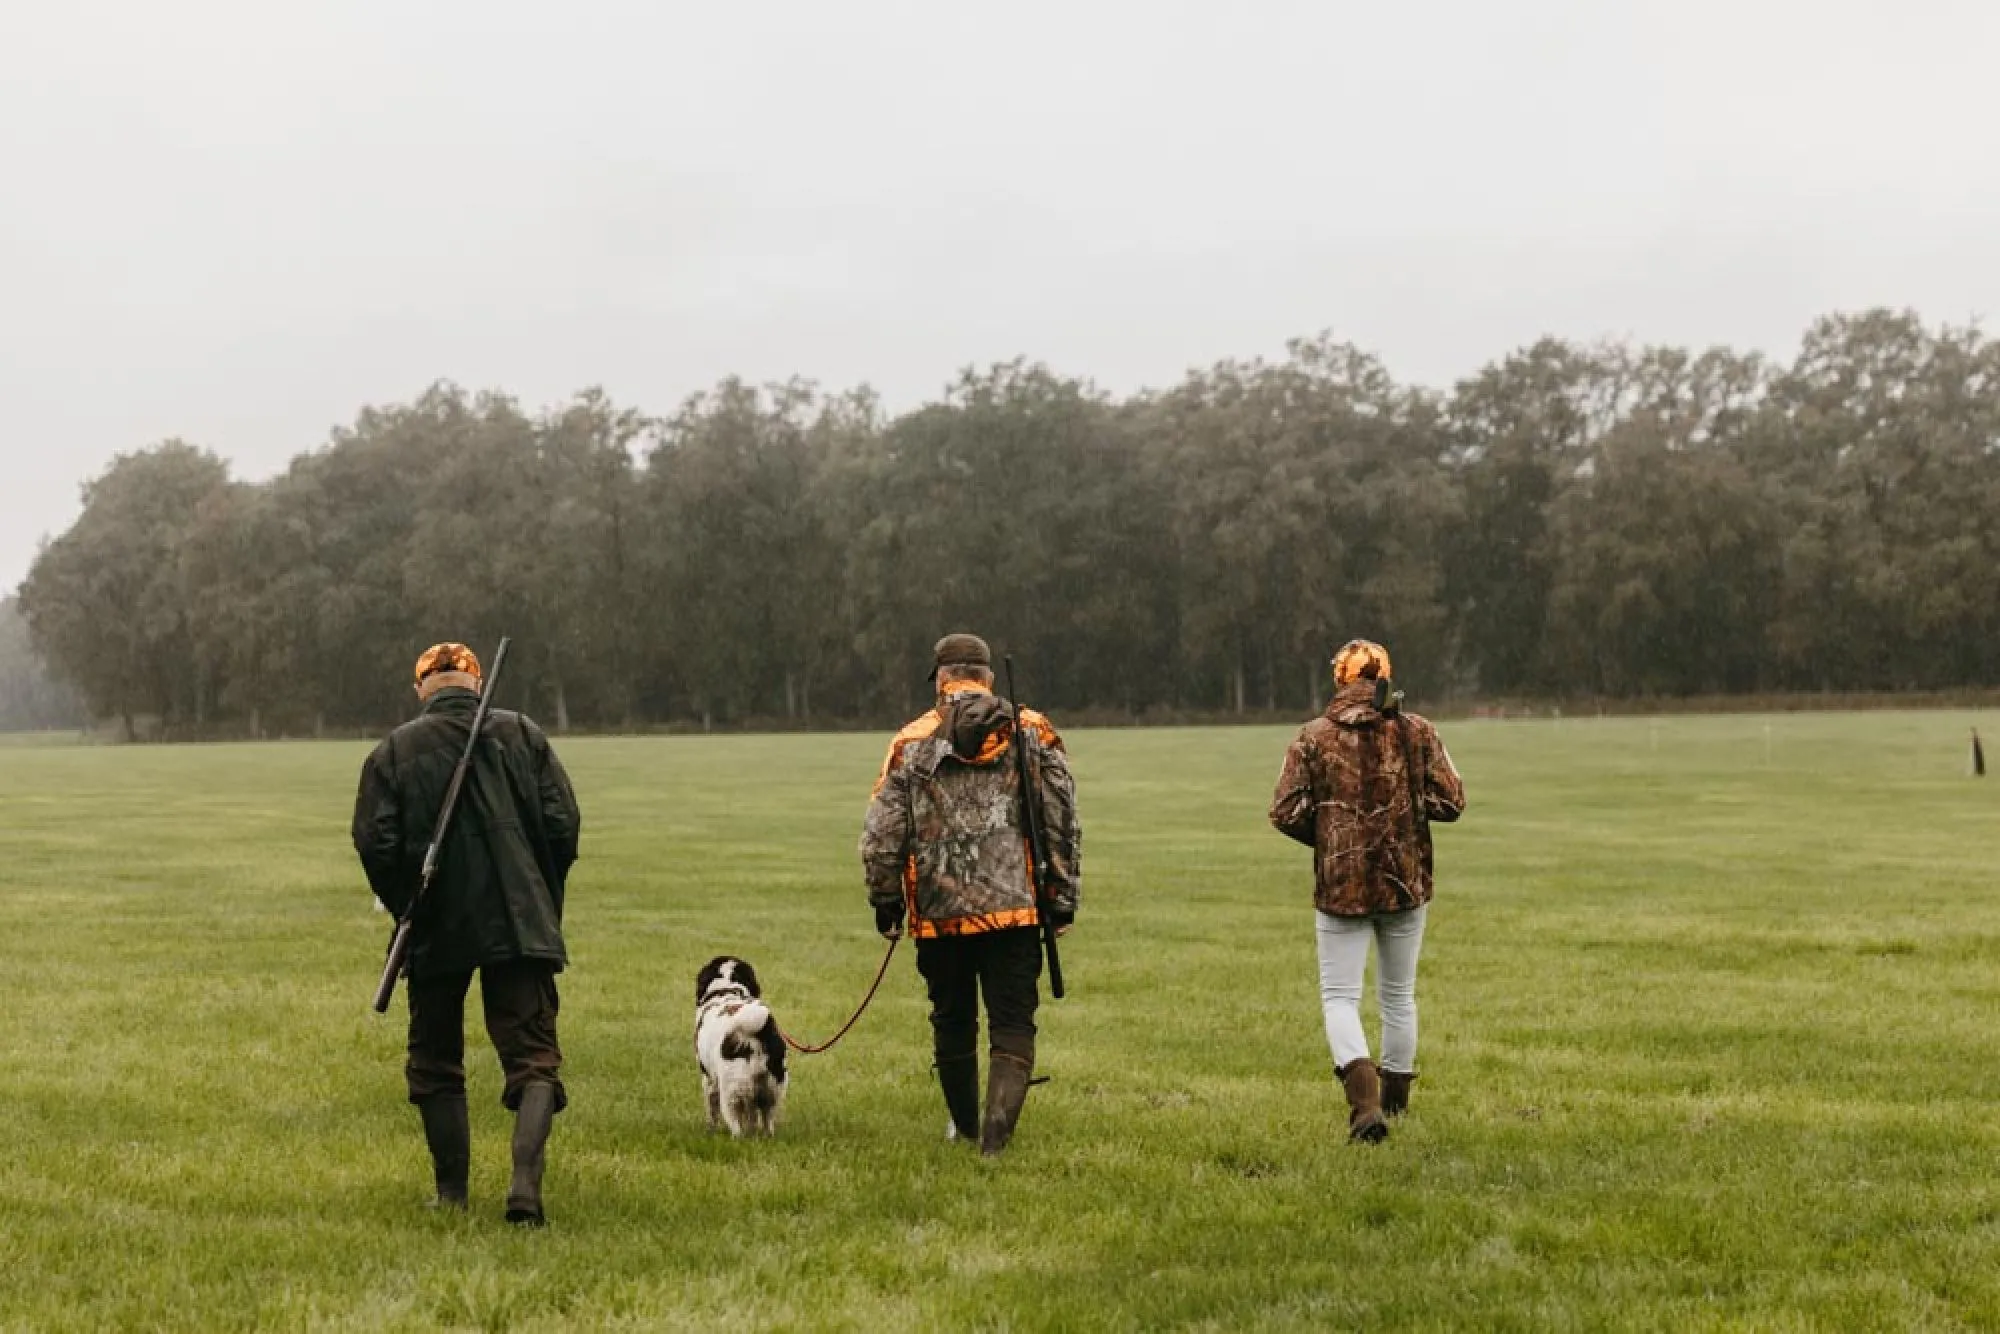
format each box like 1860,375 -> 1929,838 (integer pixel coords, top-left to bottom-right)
776,935 -> 901,1054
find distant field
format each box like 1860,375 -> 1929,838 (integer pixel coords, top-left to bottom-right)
0,729 -> 85,747
3,711 -> 1998,1331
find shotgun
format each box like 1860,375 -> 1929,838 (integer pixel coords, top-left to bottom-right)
371,636 -> 511,1013
1003,655 -> 1065,1000
1375,673 -> 1426,912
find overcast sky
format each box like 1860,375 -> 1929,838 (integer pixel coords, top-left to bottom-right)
4,0 -> 1997,589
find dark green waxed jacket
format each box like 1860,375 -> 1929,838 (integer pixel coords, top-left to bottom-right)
352,688 -> 580,981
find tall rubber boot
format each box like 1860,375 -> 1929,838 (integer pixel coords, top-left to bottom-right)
1340,1059 -> 1389,1143
417,1094 -> 470,1210
936,1051 -> 981,1144
505,1083 -> 558,1227
1381,1070 -> 1417,1119
980,1052 -> 1033,1158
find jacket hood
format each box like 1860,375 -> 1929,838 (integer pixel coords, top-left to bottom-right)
939,686 -> 1017,764
1326,680 -> 1386,728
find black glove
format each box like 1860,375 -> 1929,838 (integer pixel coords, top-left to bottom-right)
875,903 -> 906,938
1045,908 -> 1074,931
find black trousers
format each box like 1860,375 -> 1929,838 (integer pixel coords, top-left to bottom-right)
915,926 -> 1042,1064
405,958 -> 566,1112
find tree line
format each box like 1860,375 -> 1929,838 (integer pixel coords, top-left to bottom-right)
11,308 -> 1998,738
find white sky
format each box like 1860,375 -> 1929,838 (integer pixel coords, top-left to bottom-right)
4,0 -> 1998,587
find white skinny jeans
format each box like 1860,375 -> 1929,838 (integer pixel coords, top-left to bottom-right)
1315,904 -> 1428,1075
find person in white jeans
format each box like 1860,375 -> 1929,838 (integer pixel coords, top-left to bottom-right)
1316,903 -> 1427,1078
1270,639 -> 1465,1142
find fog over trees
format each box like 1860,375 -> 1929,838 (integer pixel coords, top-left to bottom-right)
12,308 -> 1998,736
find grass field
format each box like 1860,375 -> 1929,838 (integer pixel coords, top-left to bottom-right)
3,711 -> 1999,1331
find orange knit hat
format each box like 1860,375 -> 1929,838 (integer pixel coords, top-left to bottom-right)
414,642 -> 482,687
1331,639 -> 1392,686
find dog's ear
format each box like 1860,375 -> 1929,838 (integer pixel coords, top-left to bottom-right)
695,956 -> 727,1002
735,961 -> 760,997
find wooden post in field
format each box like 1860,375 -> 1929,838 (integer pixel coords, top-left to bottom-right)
1973,729 -> 1985,777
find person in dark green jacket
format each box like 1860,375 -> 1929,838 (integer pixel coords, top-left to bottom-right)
352,641 -> 581,1226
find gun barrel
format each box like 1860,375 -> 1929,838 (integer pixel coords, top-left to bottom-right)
1004,655 -> 1065,1001
372,919 -> 414,1013
1043,902 -> 1066,999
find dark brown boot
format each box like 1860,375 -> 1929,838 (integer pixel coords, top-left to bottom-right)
1339,1059 -> 1389,1143
980,1053 -> 1033,1158
1381,1070 -> 1416,1119
417,1094 -> 470,1210
505,1083 -> 558,1226
935,1050 -> 981,1144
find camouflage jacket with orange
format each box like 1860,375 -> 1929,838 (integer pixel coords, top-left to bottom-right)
1268,681 -> 1466,916
860,682 -> 1081,938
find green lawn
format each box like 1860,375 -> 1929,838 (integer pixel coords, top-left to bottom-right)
3,712 -> 1998,1331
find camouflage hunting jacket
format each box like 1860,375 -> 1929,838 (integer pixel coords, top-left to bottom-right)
1268,681 -> 1465,916
860,681 -> 1081,939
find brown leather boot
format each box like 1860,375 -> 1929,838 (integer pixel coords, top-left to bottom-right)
980,1052 -> 1033,1158
1381,1070 -> 1416,1118
1340,1059 -> 1389,1143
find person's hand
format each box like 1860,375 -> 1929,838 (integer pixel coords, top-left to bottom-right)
875,903 -> 905,940
1048,908 -> 1074,939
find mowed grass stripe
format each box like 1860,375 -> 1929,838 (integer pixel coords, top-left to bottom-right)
2,712 -> 1998,1330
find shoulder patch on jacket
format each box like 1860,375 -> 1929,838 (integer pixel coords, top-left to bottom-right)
1020,707 -> 1063,750
873,710 -> 942,796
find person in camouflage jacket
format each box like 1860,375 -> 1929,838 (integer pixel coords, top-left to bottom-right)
1269,638 -> 1465,1142
860,632 -> 1080,1157
352,641 -> 580,1224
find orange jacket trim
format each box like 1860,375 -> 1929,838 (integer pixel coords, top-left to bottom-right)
908,905 -> 1041,939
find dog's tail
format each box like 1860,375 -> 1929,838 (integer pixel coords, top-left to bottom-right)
730,1000 -> 772,1039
